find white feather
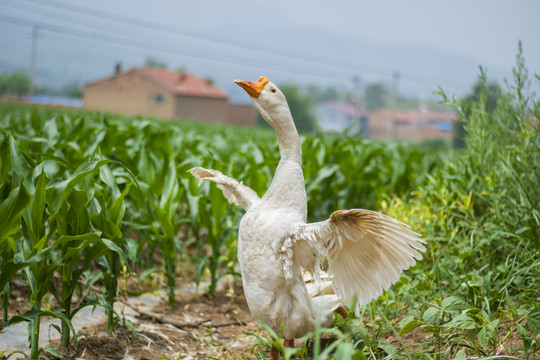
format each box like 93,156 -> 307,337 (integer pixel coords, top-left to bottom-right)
190,77 -> 426,342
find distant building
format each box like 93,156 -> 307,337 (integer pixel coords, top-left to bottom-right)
315,102 -> 455,141
316,101 -> 369,135
369,108 -> 455,141
83,67 -> 255,126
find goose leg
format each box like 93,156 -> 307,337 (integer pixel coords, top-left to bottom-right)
284,339 -> 294,348
270,339 -> 294,360
270,345 -> 279,360
336,306 -> 348,318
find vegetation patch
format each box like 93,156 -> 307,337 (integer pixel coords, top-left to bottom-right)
0,46 -> 538,359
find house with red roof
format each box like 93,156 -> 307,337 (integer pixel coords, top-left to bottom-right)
369,108 -> 455,141
83,66 -> 254,126
315,102 -> 455,141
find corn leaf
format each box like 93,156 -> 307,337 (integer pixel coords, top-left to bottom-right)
0,183 -> 31,242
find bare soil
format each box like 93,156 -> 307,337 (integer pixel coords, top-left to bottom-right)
49,285 -> 265,360
2,279 -> 527,360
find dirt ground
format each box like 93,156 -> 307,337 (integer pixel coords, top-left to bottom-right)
1,278 -> 525,360
2,277 -> 268,360
50,285 -> 264,360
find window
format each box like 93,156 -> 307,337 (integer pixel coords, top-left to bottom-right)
154,93 -> 164,104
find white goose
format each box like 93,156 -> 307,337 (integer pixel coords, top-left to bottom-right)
190,76 -> 426,359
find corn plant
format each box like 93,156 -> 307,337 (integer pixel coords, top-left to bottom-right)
0,120 -> 135,355
89,164 -> 132,332
1,136 -> 68,359
0,176 -> 31,324
193,179 -> 238,297
147,158 -> 184,307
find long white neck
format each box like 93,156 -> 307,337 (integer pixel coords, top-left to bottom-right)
256,101 -> 302,163
274,113 -> 302,163
257,102 -> 306,217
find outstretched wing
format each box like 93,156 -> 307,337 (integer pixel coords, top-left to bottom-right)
293,209 -> 426,307
189,167 -> 261,210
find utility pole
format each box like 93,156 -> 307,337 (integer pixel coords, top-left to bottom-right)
29,25 -> 39,97
387,71 -> 400,140
351,75 -> 361,134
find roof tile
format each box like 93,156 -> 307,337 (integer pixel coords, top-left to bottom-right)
137,68 -> 228,99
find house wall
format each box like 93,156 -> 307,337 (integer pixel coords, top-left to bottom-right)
174,96 -> 229,123
395,124 -> 453,141
173,98 -> 255,126
227,104 -> 256,126
84,71 -> 255,126
83,72 -> 175,119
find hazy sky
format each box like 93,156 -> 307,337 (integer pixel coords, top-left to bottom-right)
1,0 -> 538,97
261,0 -> 539,71
93,0 -> 539,72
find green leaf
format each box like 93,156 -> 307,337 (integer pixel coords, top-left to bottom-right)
453,351 -> 467,360
0,261 -> 28,292
30,169 -> 47,241
517,324 -> 531,348
110,181 -> 133,227
478,327 -> 489,348
9,134 -> 32,189
306,164 -> 339,194
379,341 -> 398,356
527,306 -> 540,334
48,159 -> 114,217
333,342 -> 355,359
441,296 -> 471,313
101,238 -> 127,264
160,160 -> 177,209
0,308 -> 76,340
0,184 -> 31,242
99,165 -> 120,198
422,307 -> 440,325
352,349 -> 368,360
43,347 -> 62,357
399,319 -> 418,335
478,319 -> 499,348
443,314 -> 477,330
66,189 -> 91,235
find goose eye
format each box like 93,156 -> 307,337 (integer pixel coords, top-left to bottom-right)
270,88 -> 276,93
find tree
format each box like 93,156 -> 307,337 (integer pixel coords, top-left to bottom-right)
256,83 -> 316,132
364,82 -> 389,111
62,81 -> 82,98
0,71 -> 30,96
145,56 -> 168,69
307,84 -> 340,103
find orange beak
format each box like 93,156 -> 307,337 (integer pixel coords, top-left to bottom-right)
234,76 -> 269,98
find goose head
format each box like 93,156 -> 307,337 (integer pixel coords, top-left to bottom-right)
234,76 -> 292,129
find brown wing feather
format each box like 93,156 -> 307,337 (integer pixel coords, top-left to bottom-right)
293,209 -> 426,308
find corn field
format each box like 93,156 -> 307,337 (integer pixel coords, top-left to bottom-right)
0,99 -> 444,358
1,47 -> 539,359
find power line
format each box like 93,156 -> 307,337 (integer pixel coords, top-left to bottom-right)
11,0 -> 469,90
1,3 -> 354,80
0,14 -> 351,80
18,0 -> 380,75
29,25 -> 39,96
0,13 -> 449,99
